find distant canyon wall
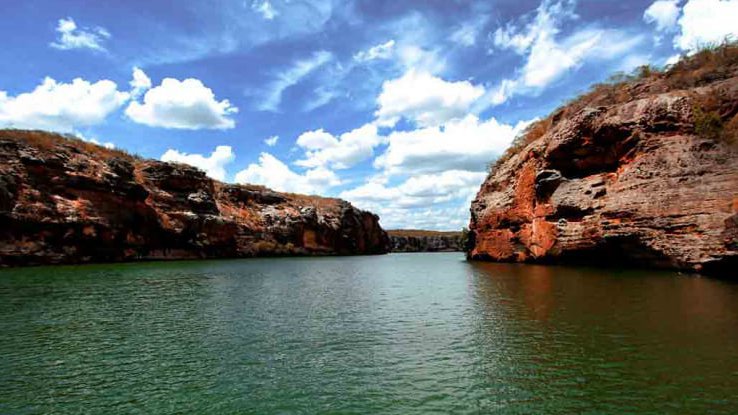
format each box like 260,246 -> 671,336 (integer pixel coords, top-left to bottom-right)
388,230 -> 464,252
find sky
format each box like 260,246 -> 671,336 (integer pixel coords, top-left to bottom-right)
1,0 -> 737,230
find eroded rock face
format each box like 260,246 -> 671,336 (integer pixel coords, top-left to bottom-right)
0,131 -> 390,266
469,74 -> 738,276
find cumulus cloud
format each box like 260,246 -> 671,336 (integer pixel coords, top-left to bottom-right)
643,0 -> 681,33
674,0 -> 738,53
340,170 -> 486,230
234,152 -> 340,194
160,145 -> 235,181
0,77 -> 128,132
341,170 -> 486,208
354,40 -> 396,62
50,17 -> 110,52
264,135 -> 279,146
375,70 -> 484,127
295,123 -> 385,169
126,69 -> 238,129
259,51 -> 333,111
374,114 -> 531,176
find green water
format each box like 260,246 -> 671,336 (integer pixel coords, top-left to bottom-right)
1,253 -> 737,414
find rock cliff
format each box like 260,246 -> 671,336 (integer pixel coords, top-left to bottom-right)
0,130 -> 390,266
469,45 -> 738,275
387,230 -> 463,252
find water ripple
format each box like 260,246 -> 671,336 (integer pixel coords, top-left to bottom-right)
1,255 -> 738,414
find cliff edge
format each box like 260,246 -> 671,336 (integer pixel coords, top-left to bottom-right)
0,130 -> 390,266
468,45 -> 738,275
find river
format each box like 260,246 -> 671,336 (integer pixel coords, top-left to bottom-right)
1,253 -> 736,413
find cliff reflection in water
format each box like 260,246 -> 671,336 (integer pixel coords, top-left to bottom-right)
466,261 -> 738,412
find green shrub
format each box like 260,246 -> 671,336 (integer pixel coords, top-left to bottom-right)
693,105 -> 723,140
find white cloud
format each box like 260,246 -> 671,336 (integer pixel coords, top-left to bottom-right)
374,114 -> 531,176
375,70 -> 485,127
252,0 -> 277,20
521,27 -> 602,88
395,44 -> 446,74
489,1 -> 643,104
160,145 -> 235,181
665,53 -> 682,65
493,0 -> 575,54
0,76 -> 128,132
50,17 -> 110,52
295,123 -> 385,170
341,170 -> 486,209
234,152 -> 340,194
492,1 -> 595,89
489,79 -> 519,106
674,0 -> 738,52
129,67 -> 152,98
125,69 -> 238,129
340,170 -> 486,230
259,51 -> 333,112
264,135 -> 279,146
296,129 -> 338,150
643,0 -> 681,33
354,40 -> 396,62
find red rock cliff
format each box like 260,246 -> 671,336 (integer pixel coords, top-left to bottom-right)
0,130 -> 390,266
469,46 -> 738,275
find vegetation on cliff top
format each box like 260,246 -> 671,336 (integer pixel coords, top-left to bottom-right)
490,41 -> 738,174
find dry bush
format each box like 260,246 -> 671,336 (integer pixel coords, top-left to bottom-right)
487,41 -> 738,175
722,114 -> 738,147
693,105 -> 724,140
490,116 -> 553,173
1,129 -> 139,161
690,85 -> 738,145
664,41 -> 738,89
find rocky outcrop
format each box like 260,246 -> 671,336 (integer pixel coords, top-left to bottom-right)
469,49 -> 738,276
388,230 -> 463,252
0,130 -> 390,266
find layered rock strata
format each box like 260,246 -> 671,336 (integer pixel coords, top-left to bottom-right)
0,130 -> 390,266
469,53 -> 738,275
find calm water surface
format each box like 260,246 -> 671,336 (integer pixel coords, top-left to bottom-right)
1,253 -> 737,414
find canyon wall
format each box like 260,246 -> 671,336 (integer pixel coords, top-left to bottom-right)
0,130 -> 390,266
387,230 -> 464,252
468,47 -> 738,275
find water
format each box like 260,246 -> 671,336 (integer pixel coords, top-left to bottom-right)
1,253 -> 737,414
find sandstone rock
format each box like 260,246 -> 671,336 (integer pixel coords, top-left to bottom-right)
469,56 -> 738,276
0,130 -> 390,266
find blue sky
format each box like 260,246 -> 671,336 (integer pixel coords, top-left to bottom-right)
1,0 -> 736,230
